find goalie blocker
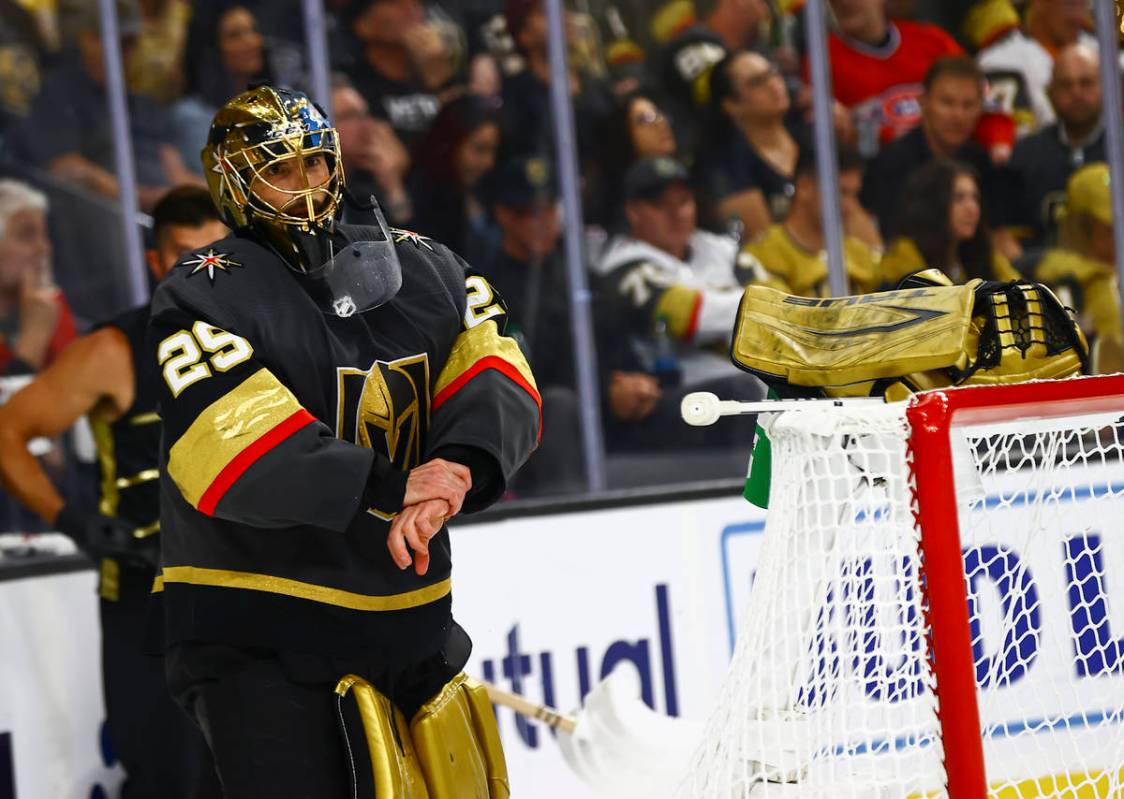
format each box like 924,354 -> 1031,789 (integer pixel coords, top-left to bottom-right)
729,270 -> 1089,400
732,271 -> 1088,506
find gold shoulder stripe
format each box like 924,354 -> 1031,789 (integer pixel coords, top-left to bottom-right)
433,321 -> 539,410
168,368 -> 307,510
160,566 -> 451,611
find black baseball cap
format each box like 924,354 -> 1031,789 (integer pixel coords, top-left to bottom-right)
623,156 -> 691,202
491,156 -> 558,208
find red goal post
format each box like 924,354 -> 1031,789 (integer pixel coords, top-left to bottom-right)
909,374 -> 1124,799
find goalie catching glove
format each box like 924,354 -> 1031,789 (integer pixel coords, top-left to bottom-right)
730,269 -> 1089,400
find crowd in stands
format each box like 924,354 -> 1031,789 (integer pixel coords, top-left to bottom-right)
0,0 -> 1123,506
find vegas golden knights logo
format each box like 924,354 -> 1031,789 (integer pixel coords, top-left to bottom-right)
336,354 -> 430,470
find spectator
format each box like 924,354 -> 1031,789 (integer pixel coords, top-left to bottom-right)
498,0 -> 614,161
961,0 -> 1021,52
996,43 -> 1105,248
609,91 -> 678,163
594,156 -> 761,451
484,156 -> 569,386
656,0 -> 770,104
0,179 -> 77,375
820,0 -> 1012,160
655,24 -> 726,163
174,3 -> 301,175
880,159 -> 1018,286
482,156 -> 583,495
330,73 -> 413,225
410,94 -> 501,261
862,57 -> 997,242
14,0 -> 200,211
126,0 -> 191,104
0,1 -> 47,143
738,145 -> 882,297
590,90 -> 679,228
1026,162 -> 1120,358
703,51 -> 799,240
978,0 -> 1095,135
345,0 -> 454,149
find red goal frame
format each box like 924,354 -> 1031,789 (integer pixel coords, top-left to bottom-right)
906,374 -> 1124,799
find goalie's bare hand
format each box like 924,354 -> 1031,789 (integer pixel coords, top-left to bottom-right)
403,458 -> 471,517
388,499 -> 450,575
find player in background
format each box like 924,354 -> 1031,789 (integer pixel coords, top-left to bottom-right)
738,144 -> 882,296
153,85 -> 539,797
0,186 -> 225,797
1027,162 -> 1123,372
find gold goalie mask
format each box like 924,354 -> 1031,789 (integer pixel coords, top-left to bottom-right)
202,85 -> 404,316
730,270 -> 1090,401
203,85 -> 343,241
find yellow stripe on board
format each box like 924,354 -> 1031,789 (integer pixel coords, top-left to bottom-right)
992,770 -> 1124,798
910,769 -> 1124,799
160,566 -> 451,612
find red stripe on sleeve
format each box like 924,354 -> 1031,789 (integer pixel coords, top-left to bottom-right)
197,409 -> 316,516
433,356 -> 543,440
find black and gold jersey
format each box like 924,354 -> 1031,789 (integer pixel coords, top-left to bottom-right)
149,226 -> 540,662
88,302 -> 163,602
737,225 -> 882,297
92,303 -> 162,553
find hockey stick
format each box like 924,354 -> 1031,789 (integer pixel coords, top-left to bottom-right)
481,669 -> 704,795
680,391 -> 884,427
482,681 -> 576,733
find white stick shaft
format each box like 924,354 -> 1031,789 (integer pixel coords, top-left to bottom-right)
482,680 -> 577,734
680,391 -> 886,426
716,398 -> 882,415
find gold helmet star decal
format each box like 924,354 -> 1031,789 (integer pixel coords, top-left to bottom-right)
390,227 -> 434,251
182,249 -> 243,283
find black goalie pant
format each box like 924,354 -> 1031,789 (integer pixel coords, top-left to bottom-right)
99,564 -> 220,799
166,624 -> 470,799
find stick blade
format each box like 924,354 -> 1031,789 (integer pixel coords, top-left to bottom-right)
557,668 -> 703,795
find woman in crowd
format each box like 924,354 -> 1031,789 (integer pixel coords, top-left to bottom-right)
0,179 -> 75,376
590,90 -> 680,228
173,3 -> 303,173
701,50 -> 799,239
881,159 -> 1019,286
408,94 -> 502,260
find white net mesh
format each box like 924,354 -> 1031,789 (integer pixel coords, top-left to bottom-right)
960,409 -> 1124,797
678,390 -> 1124,798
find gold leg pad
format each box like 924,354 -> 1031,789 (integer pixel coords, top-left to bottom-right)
335,674 -> 430,798
409,673 -> 511,799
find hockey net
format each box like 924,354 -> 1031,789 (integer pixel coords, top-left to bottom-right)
679,376 -> 1124,798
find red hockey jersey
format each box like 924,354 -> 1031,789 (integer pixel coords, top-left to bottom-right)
805,20 -> 1012,156
812,20 -> 960,149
